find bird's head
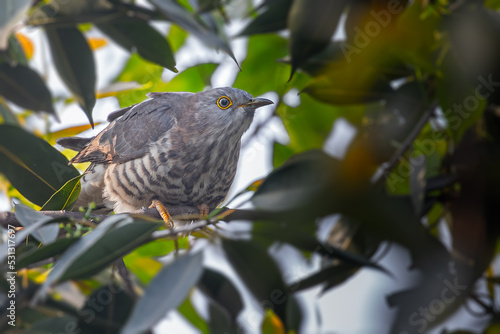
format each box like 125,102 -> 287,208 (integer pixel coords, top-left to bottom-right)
189,87 -> 273,134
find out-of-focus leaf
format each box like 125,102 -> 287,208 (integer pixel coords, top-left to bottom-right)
121,251 -> 204,334
41,174 -> 83,211
222,239 -> 300,330
33,215 -> 162,302
208,302 -> 233,334
272,141 -> 295,168
198,268 -> 244,324
17,237 -> 78,269
0,63 -> 54,114
87,36 -> 107,50
0,99 -> 18,125
233,34 -> 290,96
0,0 -> 31,49
291,263 -> 359,292
6,34 -> 27,65
0,125 -> 80,206
96,17 -> 177,72
262,309 -> 285,334
178,296 -> 210,334
410,154 -> 426,216
150,0 -> 237,63
45,26 -> 96,126
0,213 -> 69,263
29,315 -> 79,333
197,0 -> 230,13
15,204 -> 59,245
168,24 -> 188,52
78,285 -> 134,333
288,0 -> 348,77
252,150 -> 339,213
238,0 -> 292,36
302,70 -> 394,105
14,32 -> 33,60
47,123 -> 95,145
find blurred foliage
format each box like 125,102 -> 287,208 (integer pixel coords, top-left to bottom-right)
1,0 -> 500,333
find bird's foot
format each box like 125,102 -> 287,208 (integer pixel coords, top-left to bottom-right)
149,200 -> 175,228
197,203 -> 210,218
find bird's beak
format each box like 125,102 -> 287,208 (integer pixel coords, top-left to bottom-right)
240,97 -> 274,109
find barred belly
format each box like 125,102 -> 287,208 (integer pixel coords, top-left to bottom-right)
102,142 -> 240,213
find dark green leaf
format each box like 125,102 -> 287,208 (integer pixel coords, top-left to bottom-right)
0,63 -> 54,114
41,174 -> 83,211
0,99 -> 19,125
15,204 -> 59,245
198,268 -> 243,323
238,0 -> 292,36
29,315 -> 79,333
0,124 -> 80,206
6,34 -> 28,65
410,154 -> 426,216
208,302 -> 233,334
45,26 -> 96,126
291,264 -> 359,292
78,285 -> 134,333
222,239 -> 299,330
252,150 -> 340,213
96,17 -> 177,72
0,212 -> 69,263
17,237 -> 78,269
121,251 -> 204,334
288,0 -> 348,77
272,141 -> 295,168
33,215 -> 161,302
150,0 -> 237,64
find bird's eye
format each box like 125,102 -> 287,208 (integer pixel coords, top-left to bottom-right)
217,96 -> 232,110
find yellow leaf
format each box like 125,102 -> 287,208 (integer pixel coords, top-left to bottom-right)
47,123 -> 98,145
87,37 -> 107,50
123,250 -> 162,284
262,309 -> 285,334
15,32 -> 34,60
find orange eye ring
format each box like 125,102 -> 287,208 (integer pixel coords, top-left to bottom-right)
217,96 -> 232,109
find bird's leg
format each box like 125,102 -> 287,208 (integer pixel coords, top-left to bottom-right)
198,203 -> 210,217
149,199 -> 174,228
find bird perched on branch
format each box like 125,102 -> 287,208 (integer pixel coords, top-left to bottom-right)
57,87 -> 273,221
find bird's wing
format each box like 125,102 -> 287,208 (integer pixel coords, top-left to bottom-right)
67,94 -> 178,164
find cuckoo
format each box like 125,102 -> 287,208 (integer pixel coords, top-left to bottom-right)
57,87 -> 273,221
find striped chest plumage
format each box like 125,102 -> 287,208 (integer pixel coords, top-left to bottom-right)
100,130 -> 241,213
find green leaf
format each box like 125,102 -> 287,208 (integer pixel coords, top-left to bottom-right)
150,0 -> 237,64
238,0 -> 292,36
198,268 -> 244,324
178,296 -> 210,334
33,215 -> 162,302
288,0 -> 348,77
0,211 -> 69,263
291,264 -> 359,292
0,99 -> 18,125
121,251 -> 204,334
221,239 -> 300,330
0,63 -> 54,114
15,204 -> 59,245
16,237 -> 78,269
96,17 -> 177,72
252,150 -> 340,213
41,174 -> 83,211
233,34 -> 290,96
0,0 -> 31,49
0,125 -> 80,206
45,26 -> 96,126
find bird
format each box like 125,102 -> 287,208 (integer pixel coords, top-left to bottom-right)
57,87 -> 273,220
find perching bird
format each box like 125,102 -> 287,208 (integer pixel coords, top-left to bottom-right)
57,87 -> 273,217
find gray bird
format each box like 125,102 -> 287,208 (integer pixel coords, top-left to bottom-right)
57,87 -> 273,216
